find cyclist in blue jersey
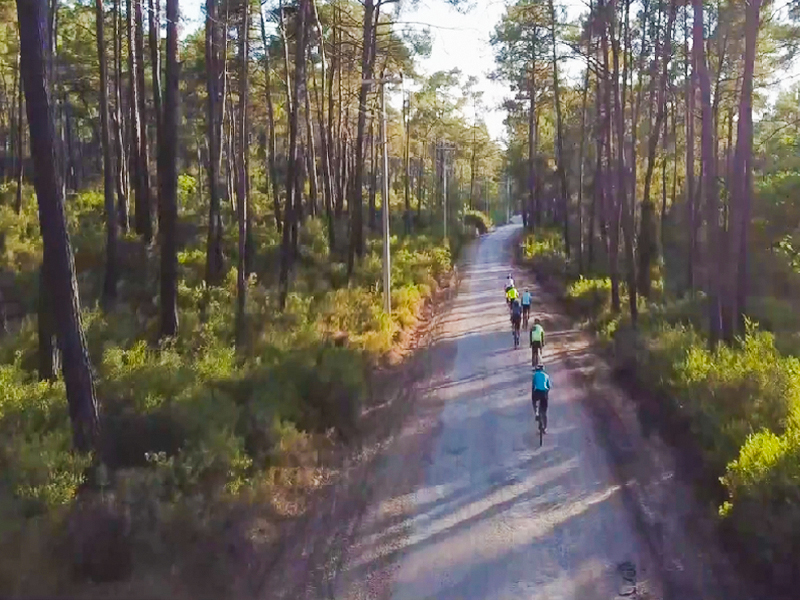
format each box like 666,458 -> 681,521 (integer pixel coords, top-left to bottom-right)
521,288 -> 532,328
532,364 -> 551,432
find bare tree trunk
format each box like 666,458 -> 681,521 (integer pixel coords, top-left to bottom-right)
113,0 -> 129,232
205,0 -> 225,285
127,0 -> 151,242
639,0 -> 677,299
304,61 -> 319,219
134,0 -> 151,202
368,115 -> 377,230
684,5 -> 696,295
279,0 -> 308,308
18,0 -> 100,451
96,0 -> 118,310
549,0 -> 570,256
235,0 -> 249,345
728,0 -> 761,340
260,7 -> 281,232
527,40 -> 537,229
577,3 -> 592,273
159,0 -> 179,338
404,91 -> 411,233
311,0 -> 334,249
600,0 -> 621,313
348,0 -> 377,273
693,0 -> 722,345
14,52 -> 24,214
148,0 -> 163,193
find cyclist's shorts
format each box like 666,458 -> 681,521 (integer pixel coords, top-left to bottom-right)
532,389 -> 549,411
511,315 -> 522,325
522,304 -> 530,313
531,340 -> 542,350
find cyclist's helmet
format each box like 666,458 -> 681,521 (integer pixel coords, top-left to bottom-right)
534,318 -> 541,325
535,364 -> 545,370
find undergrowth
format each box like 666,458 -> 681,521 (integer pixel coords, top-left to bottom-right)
0,185 -> 459,596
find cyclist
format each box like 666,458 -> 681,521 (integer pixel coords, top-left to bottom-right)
506,285 -> 519,308
510,298 -> 522,343
532,364 -> 551,432
529,317 -> 545,366
521,288 -> 532,327
505,273 -> 515,293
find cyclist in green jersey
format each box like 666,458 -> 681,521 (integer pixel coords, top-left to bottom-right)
529,318 -> 545,366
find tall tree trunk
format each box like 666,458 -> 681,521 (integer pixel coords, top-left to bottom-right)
311,0 -> 334,249
329,5 -> 341,221
684,4 -> 696,295
112,0 -> 129,231
96,0 -> 118,310
279,0 -> 308,308
260,6 -> 282,232
576,2 -> 591,273
304,63 -> 319,219
18,0 -> 100,451
728,0 -> 761,340
404,92 -> 411,233
127,0 -> 151,241
549,0 -> 570,257
159,0 -> 179,338
14,54 -> 24,214
134,0 -> 151,206
600,0 -> 621,313
205,0 -> 226,285
348,0 -> 377,273
527,37 -> 537,229
368,115 -> 377,230
235,0 -> 250,345
693,0 -> 722,346
639,0 -> 677,299
148,0 -> 163,192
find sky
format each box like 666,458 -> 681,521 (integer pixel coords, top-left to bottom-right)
180,0 -> 583,141
180,0 -> 799,143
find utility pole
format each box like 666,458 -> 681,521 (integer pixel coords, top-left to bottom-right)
364,70 -> 403,315
437,141 -> 455,240
506,174 -> 511,223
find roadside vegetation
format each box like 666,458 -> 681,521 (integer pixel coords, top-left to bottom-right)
521,224 -> 800,593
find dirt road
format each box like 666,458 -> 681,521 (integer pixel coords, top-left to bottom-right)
324,221 -> 750,600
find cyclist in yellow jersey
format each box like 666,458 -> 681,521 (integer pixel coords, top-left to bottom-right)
506,285 -> 519,308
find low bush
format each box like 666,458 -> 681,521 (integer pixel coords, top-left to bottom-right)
462,209 -> 492,235
565,276 -> 611,319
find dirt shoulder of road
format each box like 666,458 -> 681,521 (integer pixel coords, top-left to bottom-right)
514,251 -> 761,600
229,261 -> 465,600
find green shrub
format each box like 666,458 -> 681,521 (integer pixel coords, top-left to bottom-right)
721,424 -> 800,589
462,209 -> 492,234
565,276 -> 611,319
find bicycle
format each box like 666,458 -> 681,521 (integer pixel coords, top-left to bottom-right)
531,344 -> 542,367
537,406 -> 546,446
534,395 -> 548,447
